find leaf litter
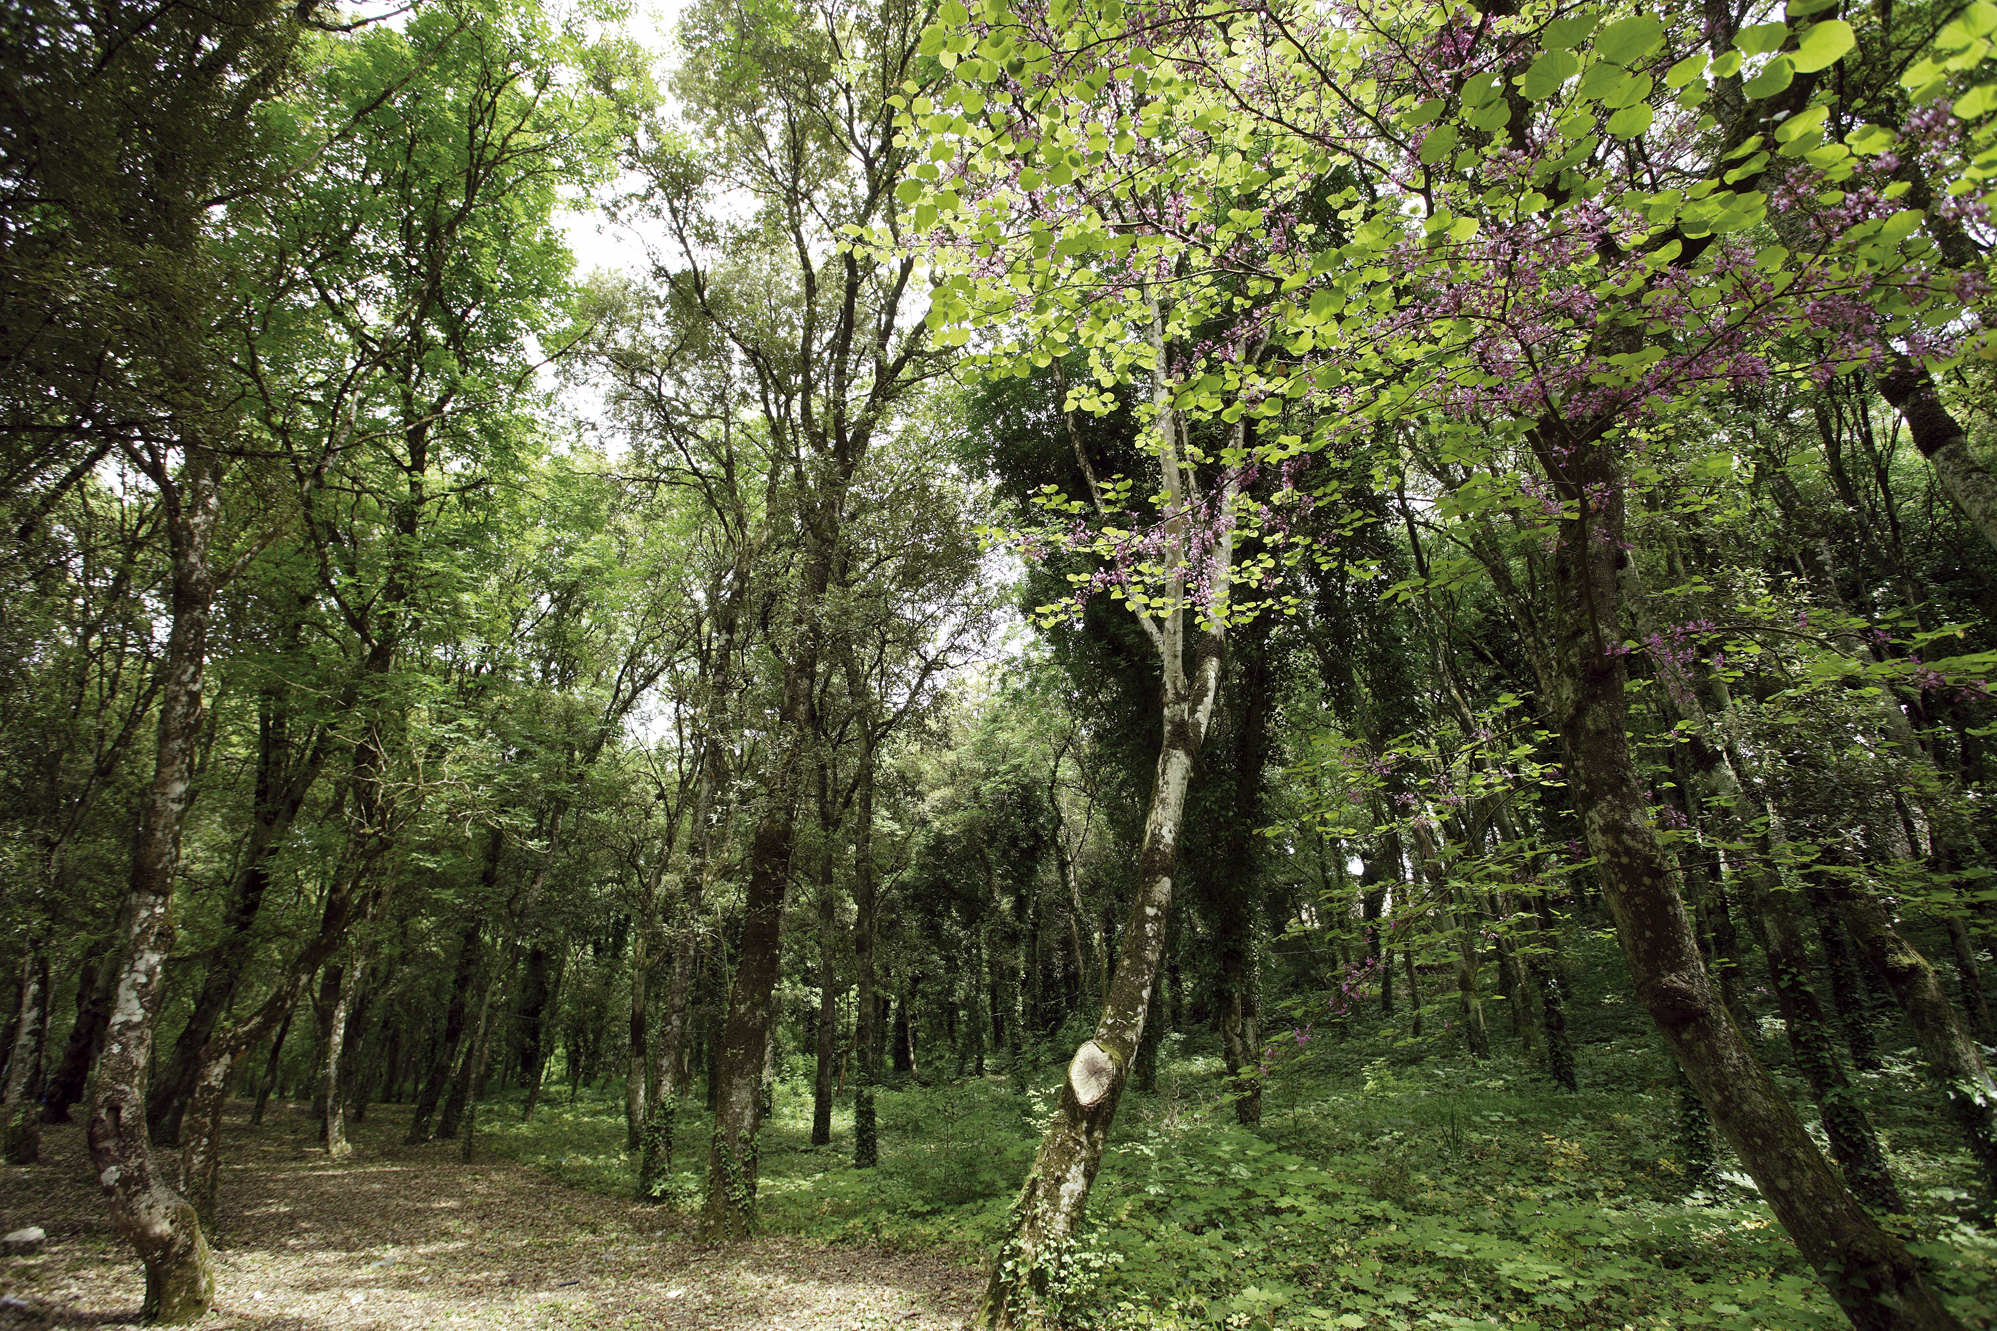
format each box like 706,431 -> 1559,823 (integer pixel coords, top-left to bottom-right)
0,1104 -> 977,1328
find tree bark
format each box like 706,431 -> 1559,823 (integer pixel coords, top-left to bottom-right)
854,736 -> 881,1168
3,942 -> 50,1164
1876,357 -> 1997,556
1829,877 -> 1997,1204
1943,915 -> 1994,1042
150,658 -> 326,1146
1537,435 -> 1957,1331
407,920 -> 481,1143
979,338 -> 1235,1324
813,868 -> 839,1147
319,962 -> 353,1158
88,450 -> 221,1325
42,931 -> 116,1124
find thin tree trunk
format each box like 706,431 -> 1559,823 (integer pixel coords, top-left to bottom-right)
249,1008 -> 292,1127
1749,869 -> 1906,1214
320,962 -> 353,1158
3,942 -> 50,1164
626,897 -> 652,1153
813,866 -> 838,1147
150,668 -> 326,1146
853,736 -> 880,1169
1829,876 -> 1997,1203
42,931 -> 116,1124
1944,915 -> 1994,1041
408,920 -> 481,1143
979,346 -> 1233,1323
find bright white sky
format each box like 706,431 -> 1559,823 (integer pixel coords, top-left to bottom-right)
558,0 -> 686,283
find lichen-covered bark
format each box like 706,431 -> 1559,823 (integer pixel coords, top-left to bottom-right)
1540,438 -> 1957,1331
3,943 -> 49,1164
1877,359 -> 1997,557
978,728 -> 1211,1328
89,451 -> 220,1325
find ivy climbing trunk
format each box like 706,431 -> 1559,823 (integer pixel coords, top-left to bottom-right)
1537,435 -> 1958,1331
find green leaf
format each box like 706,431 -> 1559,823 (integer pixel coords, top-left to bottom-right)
1543,15 -> 1597,49
894,179 -> 924,204
1666,52 -> 1707,88
1791,19 -> 1855,72
1607,103 -> 1653,138
1956,82 -> 1997,118
1521,50 -> 1579,99
1596,15 -> 1664,66
1418,124 -> 1458,165
1735,22 -> 1789,56
1742,55 -> 1795,98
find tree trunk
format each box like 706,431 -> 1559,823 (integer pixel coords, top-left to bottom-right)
3,942 -> 50,1164
410,920 -> 481,1143
813,870 -> 838,1147
1829,877 -> 1997,1204
1876,357 -> 1997,556
1944,915 -> 1994,1042
979,347 -> 1232,1315
626,901 -> 652,1153
1537,436 -> 1957,1331
702,805 -> 792,1236
87,448 -> 221,1326
319,963 -> 352,1157
150,666 -> 325,1146
1750,871 -> 1905,1214
42,931 -> 116,1124
853,737 -> 880,1169
978,650 -> 1222,1326
249,1008 -> 292,1127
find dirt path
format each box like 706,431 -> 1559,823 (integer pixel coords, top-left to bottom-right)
0,1105 -> 980,1329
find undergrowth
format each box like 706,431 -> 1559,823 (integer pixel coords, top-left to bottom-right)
477,1017 -> 1997,1330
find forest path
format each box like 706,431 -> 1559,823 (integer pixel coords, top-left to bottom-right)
0,1103 -> 979,1329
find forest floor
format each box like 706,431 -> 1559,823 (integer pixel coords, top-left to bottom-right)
0,1102 -> 980,1330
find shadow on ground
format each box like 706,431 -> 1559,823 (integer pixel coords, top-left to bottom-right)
0,1103 -> 977,1329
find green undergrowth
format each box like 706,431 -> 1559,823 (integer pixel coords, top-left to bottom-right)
478,1027 -> 1997,1330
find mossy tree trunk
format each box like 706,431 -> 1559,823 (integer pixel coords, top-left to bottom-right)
1537,434 -> 1958,1331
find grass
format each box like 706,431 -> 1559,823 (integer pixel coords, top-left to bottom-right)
473,1004 -> 1997,1329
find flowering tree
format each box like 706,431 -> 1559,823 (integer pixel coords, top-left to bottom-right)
893,0 -> 1994,1325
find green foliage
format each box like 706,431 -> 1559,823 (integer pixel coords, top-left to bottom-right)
481,987 -> 1997,1329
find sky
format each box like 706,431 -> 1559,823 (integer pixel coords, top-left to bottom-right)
557,0 -> 686,284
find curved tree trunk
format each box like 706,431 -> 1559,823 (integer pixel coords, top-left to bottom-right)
88,448 -> 221,1326
1538,436 -> 1956,1331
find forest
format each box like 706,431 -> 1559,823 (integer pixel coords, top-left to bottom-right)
4,0 -> 1997,1327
